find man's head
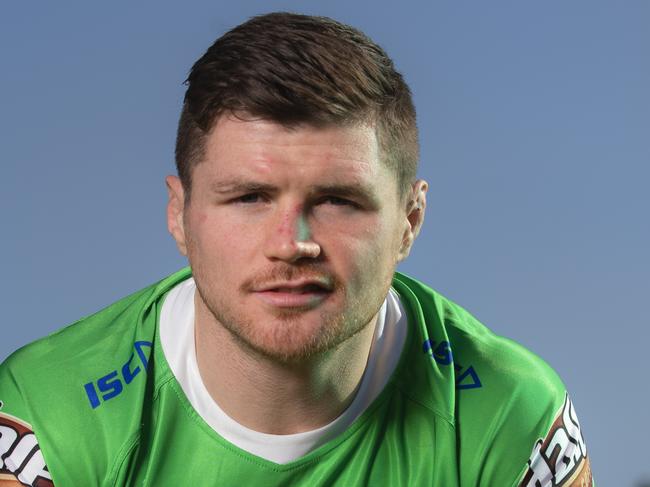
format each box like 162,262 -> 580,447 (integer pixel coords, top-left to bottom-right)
175,12 -> 419,203
167,12 -> 427,363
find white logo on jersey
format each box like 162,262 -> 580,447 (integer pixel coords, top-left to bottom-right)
0,411 -> 53,487
518,393 -> 592,487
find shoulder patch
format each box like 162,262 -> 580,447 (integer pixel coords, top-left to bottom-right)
0,412 -> 53,487
518,393 -> 592,487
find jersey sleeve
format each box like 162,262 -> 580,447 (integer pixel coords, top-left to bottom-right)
0,354 -> 55,487
443,306 -> 593,487
455,339 -> 593,487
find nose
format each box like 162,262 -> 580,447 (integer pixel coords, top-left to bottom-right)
263,206 -> 321,263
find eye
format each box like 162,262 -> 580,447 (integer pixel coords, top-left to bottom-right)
232,193 -> 266,204
322,196 -> 355,207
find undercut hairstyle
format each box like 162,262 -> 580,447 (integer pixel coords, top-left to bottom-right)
175,12 -> 419,201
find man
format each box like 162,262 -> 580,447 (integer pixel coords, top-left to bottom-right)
0,12 -> 592,486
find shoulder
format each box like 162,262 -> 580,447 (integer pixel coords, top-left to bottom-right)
392,272 -> 592,486
392,271 -> 565,397
3,267 -> 191,369
0,267 -> 191,486
1,268 -> 189,397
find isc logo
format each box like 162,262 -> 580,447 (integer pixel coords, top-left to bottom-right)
422,338 -> 482,390
83,341 -> 152,409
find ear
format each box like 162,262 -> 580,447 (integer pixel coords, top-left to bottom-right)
166,175 -> 188,256
397,179 -> 428,262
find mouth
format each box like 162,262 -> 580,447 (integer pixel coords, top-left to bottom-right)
253,281 -> 333,308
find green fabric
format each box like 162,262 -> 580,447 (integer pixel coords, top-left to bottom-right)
0,269 -> 586,486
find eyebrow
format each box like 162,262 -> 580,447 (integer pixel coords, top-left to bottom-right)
210,179 -> 276,195
311,183 -> 378,204
210,179 -> 379,205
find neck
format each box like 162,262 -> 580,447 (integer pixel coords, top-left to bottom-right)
194,296 -> 379,435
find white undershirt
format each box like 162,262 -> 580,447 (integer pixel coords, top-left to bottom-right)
159,278 -> 407,464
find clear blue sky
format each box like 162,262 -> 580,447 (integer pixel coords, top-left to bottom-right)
1,1 -> 648,485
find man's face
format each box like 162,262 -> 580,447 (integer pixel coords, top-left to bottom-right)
167,116 -> 425,362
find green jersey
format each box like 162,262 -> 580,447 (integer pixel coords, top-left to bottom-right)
0,269 -> 592,486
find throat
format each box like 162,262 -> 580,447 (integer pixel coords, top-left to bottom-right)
194,296 -> 379,434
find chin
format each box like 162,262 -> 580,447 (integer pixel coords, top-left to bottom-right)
233,312 -> 349,363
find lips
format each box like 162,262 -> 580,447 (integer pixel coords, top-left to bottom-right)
266,283 -> 327,293
253,280 -> 332,308
255,279 -> 332,293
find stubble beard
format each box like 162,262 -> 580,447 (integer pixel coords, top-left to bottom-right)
193,274 -> 391,365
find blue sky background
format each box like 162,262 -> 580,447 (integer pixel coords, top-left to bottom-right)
1,1 -> 648,485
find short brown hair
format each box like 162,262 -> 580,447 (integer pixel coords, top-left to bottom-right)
175,12 -> 418,200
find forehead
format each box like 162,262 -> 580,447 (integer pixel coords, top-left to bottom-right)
201,116 -> 384,182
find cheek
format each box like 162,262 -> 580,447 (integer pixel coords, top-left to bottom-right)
326,217 -> 398,279
187,212 -> 254,268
